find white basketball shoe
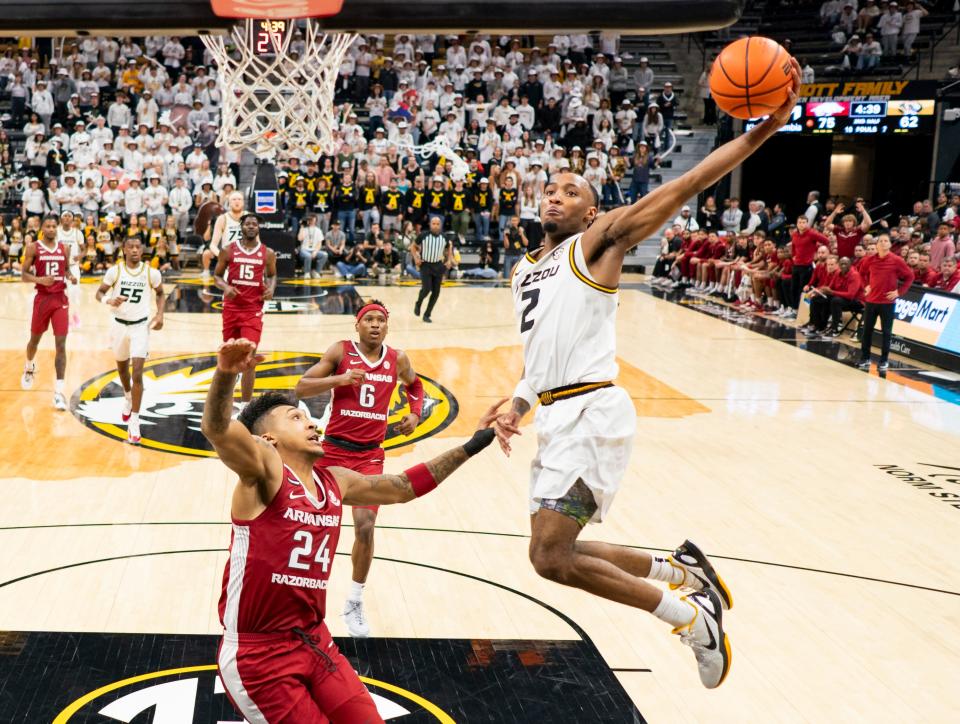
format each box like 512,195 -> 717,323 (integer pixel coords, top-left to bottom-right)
668,539 -> 733,610
21,362 -> 36,390
343,599 -> 370,638
674,588 -> 731,689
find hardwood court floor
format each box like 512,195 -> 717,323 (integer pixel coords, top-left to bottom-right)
1,274 -> 958,722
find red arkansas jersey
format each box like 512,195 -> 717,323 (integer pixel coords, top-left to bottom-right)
219,465 -> 343,633
225,241 -> 267,310
32,241 -> 68,294
323,341 -> 400,446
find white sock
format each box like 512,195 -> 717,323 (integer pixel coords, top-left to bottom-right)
647,556 -> 685,585
129,412 -> 139,424
124,389 -> 132,401
652,591 -> 696,628
55,379 -> 65,394
348,581 -> 364,602
24,360 -> 35,371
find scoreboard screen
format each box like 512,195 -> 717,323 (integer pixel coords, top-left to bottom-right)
743,82 -> 938,136
251,19 -> 291,55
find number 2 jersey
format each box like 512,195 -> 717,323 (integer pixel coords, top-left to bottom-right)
219,465 -> 343,633
101,262 -> 163,322
510,233 -> 619,393
224,241 -> 267,311
323,341 -> 399,447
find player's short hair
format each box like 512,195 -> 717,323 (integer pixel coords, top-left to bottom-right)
123,235 -> 142,246
42,214 -> 60,225
239,392 -> 295,433
239,213 -> 262,225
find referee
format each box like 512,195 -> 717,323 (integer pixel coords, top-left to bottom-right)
412,216 -> 451,323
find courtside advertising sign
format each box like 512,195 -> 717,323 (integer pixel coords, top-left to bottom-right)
891,287 -> 960,366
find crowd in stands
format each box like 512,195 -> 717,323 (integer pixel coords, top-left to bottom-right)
649,189 -> 960,333
0,30 -> 687,280
821,0 -> 932,70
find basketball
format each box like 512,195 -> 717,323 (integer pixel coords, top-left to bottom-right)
194,200 -> 224,236
710,36 -> 793,119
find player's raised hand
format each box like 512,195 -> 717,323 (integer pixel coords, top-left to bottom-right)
340,368 -> 366,386
478,397 -> 509,431
494,407 -> 523,456
217,338 -> 264,374
769,57 -> 801,129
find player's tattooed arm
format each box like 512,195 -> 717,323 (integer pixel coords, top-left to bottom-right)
495,370 -> 532,456
336,398 -> 506,505
201,339 -> 279,488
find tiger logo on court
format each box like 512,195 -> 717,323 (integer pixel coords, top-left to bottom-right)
71,352 -> 458,457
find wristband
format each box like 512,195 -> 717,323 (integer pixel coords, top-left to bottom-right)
462,428 -> 495,457
405,463 -> 437,497
405,375 -> 425,418
512,379 -> 538,410
101,294 -> 112,305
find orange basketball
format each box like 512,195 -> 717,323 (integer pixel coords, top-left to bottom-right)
710,37 -> 793,119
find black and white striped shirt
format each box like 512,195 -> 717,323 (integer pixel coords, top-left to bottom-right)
417,232 -> 448,263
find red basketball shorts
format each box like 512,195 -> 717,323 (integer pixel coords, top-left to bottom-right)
319,442 -> 385,513
218,623 -> 380,723
222,306 -> 264,346
31,292 -> 69,336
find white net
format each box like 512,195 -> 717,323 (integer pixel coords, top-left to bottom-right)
201,19 -> 355,156
201,19 -> 472,176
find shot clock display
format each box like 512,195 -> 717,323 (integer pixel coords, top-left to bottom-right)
251,19 -> 290,55
743,81 -> 937,136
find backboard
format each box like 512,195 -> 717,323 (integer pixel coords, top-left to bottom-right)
0,0 -> 744,34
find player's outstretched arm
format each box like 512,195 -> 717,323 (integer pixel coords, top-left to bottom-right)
495,369 -> 533,456
335,397 -> 507,506
583,58 -> 801,263
201,339 -> 281,486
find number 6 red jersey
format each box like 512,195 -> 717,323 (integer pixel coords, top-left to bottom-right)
323,341 -> 400,446
219,464 -> 343,633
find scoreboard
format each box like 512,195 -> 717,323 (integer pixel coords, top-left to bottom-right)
743,81 -> 938,136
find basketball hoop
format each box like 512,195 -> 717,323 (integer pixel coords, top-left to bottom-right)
201,18 -> 355,156
202,15 -> 472,176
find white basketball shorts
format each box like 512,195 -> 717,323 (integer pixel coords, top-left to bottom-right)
529,385 -> 636,524
111,319 -> 150,361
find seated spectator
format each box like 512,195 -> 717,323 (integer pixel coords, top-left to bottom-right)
932,256 -> 960,293
857,32 -> 882,70
336,242 -> 368,280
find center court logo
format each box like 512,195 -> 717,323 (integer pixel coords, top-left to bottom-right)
53,665 -> 455,722
71,351 -> 458,457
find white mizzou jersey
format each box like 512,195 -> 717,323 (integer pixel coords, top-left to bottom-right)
102,262 -> 163,322
223,212 -> 244,247
511,232 -> 619,394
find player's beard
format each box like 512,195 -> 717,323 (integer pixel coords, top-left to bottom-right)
543,220 -> 559,234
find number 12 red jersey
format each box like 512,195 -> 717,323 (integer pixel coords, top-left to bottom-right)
323,341 -> 399,447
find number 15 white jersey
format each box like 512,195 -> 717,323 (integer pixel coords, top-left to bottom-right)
510,233 -> 619,394
102,262 -> 163,322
